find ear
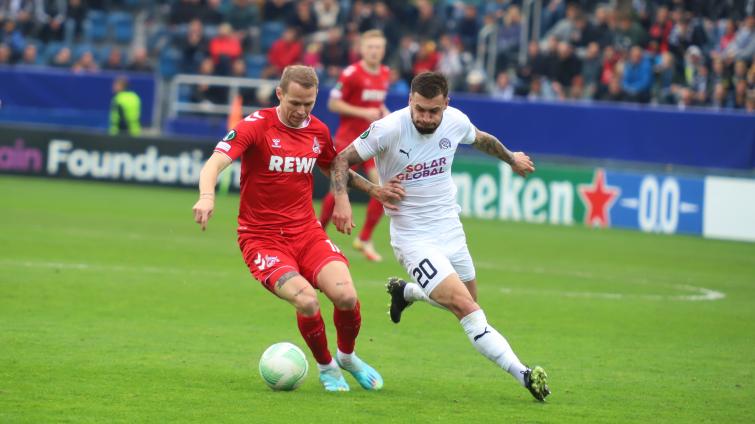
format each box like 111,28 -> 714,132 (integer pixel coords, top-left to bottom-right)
444,96 -> 450,109
275,86 -> 283,101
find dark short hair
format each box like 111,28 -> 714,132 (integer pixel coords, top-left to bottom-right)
410,72 -> 449,99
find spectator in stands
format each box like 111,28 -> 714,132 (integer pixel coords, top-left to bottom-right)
0,43 -> 11,65
3,0 -> 36,35
552,41 -> 581,99
456,4 -> 480,54
544,2 -> 581,43
492,70 -> 514,100
709,56 -> 730,91
19,42 -> 38,65
320,27 -> 348,84
191,57 -> 227,105
541,0 -> 566,36
302,41 -> 323,73
675,86 -> 698,110
223,0 -> 259,47
439,34 -> 469,91
668,15 -> 708,63
580,41 -> 602,98
590,4 -> 613,47
229,58 -> 256,106
396,34 -> 418,82
496,5 -> 521,71
465,68 -> 488,94
36,0 -> 67,43
1,20 -> 25,59
202,0 -> 224,25
717,19 -> 737,53
65,0 -> 86,41
622,45 -> 653,103
209,23 -> 242,75
49,45 -> 71,68
177,18 -> 208,73
387,67 -> 409,95
72,50 -> 98,73
414,0 -> 443,41
724,15 -> 755,60
412,39 -> 439,75
263,26 -> 302,78
710,82 -> 731,109
314,0 -> 341,32
732,79 -> 748,109
126,46 -> 152,73
653,51 -> 678,104
613,12 -> 647,51
732,59 -> 749,87
746,90 -> 755,113
648,5 -> 673,53
288,1 -> 317,37
109,75 -> 141,136
360,1 -> 399,58
264,0 -> 294,22
103,47 -> 124,71
169,0 -> 202,25
597,75 -> 626,102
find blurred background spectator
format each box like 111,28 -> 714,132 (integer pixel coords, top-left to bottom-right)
0,0 -> 751,113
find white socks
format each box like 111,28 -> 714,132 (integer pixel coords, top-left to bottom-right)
403,282 -> 446,310
317,359 -> 339,373
460,309 -> 527,386
336,349 -> 358,371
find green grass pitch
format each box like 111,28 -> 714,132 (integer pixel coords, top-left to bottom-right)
2,176 -> 754,423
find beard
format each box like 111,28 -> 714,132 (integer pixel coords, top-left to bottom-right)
412,120 -> 439,134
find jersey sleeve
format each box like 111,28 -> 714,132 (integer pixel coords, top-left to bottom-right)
352,119 -> 393,160
329,65 -> 356,101
316,128 -> 338,170
459,112 -> 477,145
213,119 -> 261,160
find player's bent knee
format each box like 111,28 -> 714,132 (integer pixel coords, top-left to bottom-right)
294,295 -> 320,316
449,296 -> 479,319
332,291 -> 357,310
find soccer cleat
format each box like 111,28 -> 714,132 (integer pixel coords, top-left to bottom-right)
522,366 -> 550,401
319,366 -> 350,392
353,238 -> 383,262
336,355 -> 384,391
386,277 -> 412,324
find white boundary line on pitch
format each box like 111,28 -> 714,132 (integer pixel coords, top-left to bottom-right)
0,259 -> 233,276
474,260 -> 725,302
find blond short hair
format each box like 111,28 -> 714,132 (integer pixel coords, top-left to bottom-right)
279,65 -> 319,93
360,29 -> 386,43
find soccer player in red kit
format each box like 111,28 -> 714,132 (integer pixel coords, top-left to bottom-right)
318,29 -> 391,262
192,66 -> 403,392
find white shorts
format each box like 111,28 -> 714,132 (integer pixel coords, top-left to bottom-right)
390,225 -> 476,295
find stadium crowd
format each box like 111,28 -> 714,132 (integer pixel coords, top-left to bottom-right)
1,0 -> 754,112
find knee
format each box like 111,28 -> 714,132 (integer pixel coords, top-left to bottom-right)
332,291 -> 357,310
294,295 -> 320,316
449,296 -> 479,318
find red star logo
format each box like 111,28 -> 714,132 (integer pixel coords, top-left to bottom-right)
578,169 -> 620,228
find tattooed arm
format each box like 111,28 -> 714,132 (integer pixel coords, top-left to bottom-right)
329,144 -> 404,234
472,128 -> 535,177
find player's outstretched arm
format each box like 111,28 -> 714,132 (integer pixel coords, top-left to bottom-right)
472,128 -> 536,177
192,152 -> 232,231
330,144 -> 366,235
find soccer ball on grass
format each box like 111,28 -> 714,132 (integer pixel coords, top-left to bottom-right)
258,342 -> 309,391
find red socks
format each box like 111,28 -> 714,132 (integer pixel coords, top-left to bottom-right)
358,198 -> 384,242
296,311 -> 332,365
333,301 -> 361,354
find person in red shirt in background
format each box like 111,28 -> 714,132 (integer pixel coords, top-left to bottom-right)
192,65 -> 403,392
319,30 -> 390,262
263,26 -> 303,78
209,23 -> 242,75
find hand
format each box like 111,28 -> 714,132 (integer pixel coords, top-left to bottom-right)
510,152 -> 535,177
363,108 -> 383,122
332,194 -> 356,235
370,177 -> 405,211
192,197 -> 215,231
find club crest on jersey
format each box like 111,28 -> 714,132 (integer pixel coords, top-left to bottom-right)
439,138 -> 452,149
312,136 -> 321,154
223,129 -> 236,142
271,138 -> 282,148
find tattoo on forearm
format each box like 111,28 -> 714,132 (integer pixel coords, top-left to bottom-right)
347,171 -> 375,195
275,271 -> 299,290
473,131 -> 514,164
331,145 -> 369,195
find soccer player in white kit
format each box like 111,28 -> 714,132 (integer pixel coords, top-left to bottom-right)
329,72 -> 550,401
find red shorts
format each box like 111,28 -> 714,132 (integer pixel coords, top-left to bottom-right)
335,136 -> 375,173
238,226 -> 348,292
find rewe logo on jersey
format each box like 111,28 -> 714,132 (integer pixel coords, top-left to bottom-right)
361,89 -> 386,102
268,155 -> 317,173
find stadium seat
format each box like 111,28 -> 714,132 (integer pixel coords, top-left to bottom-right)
109,12 -> 135,44
84,10 -> 108,42
245,54 -> 266,78
260,21 -> 285,51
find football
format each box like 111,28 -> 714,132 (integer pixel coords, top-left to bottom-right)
258,342 -> 309,391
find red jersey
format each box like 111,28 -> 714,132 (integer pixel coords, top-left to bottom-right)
214,107 -> 336,233
329,62 -> 390,147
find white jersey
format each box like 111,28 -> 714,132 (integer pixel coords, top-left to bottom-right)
353,106 -> 476,243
